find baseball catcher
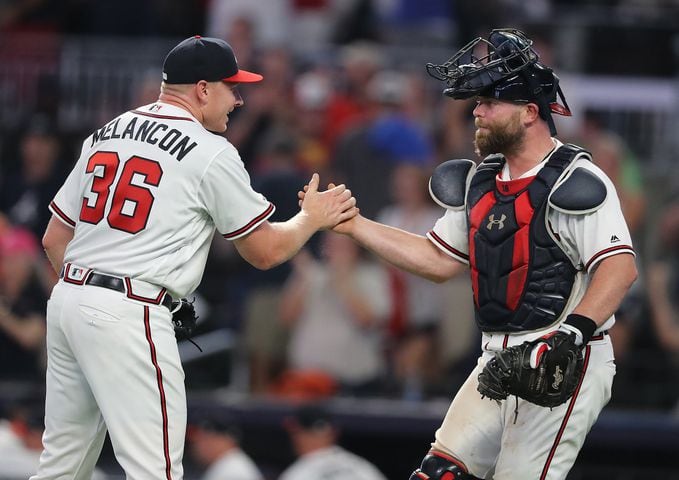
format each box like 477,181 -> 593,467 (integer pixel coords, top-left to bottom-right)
315,28 -> 637,479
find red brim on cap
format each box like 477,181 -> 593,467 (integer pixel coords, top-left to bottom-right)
223,70 -> 263,83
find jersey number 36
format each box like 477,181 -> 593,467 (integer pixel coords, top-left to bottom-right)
79,151 -> 163,234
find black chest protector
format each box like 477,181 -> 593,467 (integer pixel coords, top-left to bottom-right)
466,144 -> 582,332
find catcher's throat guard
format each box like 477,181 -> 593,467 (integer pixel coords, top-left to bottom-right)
426,28 -> 571,135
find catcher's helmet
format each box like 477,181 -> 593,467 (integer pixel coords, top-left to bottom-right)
426,29 -> 571,135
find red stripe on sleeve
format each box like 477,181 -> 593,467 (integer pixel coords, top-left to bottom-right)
49,201 -> 76,227
584,245 -> 634,271
222,203 -> 275,239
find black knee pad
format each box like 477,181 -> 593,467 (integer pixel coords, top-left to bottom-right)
409,450 -> 479,480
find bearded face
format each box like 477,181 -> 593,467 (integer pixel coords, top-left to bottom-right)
474,109 -> 526,158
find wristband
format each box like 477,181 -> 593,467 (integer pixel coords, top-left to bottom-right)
559,313 -> 597,346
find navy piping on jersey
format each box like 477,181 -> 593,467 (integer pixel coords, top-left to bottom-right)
539,344 -> 592,480
132,110 -> 194,122
584,245 -> 634,272
222,202 -> 275,239
49,201 -> 76,227
143,306 -> 172,480
428,230 -> 469,261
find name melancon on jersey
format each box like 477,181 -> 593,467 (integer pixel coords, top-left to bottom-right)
91,115 -> 197,162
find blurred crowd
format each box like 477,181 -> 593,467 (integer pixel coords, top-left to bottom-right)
1,0 -> 679,477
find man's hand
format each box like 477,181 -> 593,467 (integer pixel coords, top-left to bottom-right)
298,178 -> 359,234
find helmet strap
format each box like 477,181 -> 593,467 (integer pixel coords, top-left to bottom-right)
520,68 -> 558,136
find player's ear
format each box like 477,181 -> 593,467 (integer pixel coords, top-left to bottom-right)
195,80 -> 209,104
523,102 -> 541,125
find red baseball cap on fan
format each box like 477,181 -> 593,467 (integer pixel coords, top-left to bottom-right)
162,35 -> 263,84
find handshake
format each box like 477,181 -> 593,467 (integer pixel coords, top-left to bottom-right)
297,173 -> 359,233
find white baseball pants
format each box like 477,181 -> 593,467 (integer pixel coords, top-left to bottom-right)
31,280 -> 186,479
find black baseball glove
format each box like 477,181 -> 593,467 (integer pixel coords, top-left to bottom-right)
171,298 -> 198,341
477,331 -> 585,408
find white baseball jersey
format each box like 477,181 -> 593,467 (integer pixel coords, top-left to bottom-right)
33,102 -> 275,480
426,139 -> 635,333
279,446 -> 387,480
49,102 -> 274,298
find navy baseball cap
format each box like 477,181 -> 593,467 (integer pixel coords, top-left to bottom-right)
162,35 -> 263,85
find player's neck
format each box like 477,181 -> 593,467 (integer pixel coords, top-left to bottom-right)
157,93 -> 202,122
504,135 -> 556,180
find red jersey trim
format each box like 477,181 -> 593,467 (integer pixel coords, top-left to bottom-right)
49,201 -> 76,227
124,277 -> 167,305
132,110 -> 194,122
222,203 -> 275,240
585,245 -> 635,272
539,345 -> 591,480
428,230 -> 469,262
142,306 -> 173,480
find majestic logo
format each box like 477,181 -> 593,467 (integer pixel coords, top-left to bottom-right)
486,213 -> 506,230
150,104 -> 162,112
552,365 -> 564,389
610,235 -> 620,243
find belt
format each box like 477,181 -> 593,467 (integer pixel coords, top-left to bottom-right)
60,266 -> 173,310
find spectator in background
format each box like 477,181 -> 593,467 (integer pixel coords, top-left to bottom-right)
376,163 -> 447,400
188,411 -> 263,480
0,114 -> 65,239
206,1 -> 291,48
279,403 -> 387,480
574,126 -> 647,363
293,69 -> 335,175
242,131 -> 308,394
0,399 -> 46,479
0,396 -> 107,479
278,233 -> 390,397
646,199 -> 679,411
324,42 -> 384,149
332,69 -> 435,220
227,46 -> 296,168
0,215 -> 50,383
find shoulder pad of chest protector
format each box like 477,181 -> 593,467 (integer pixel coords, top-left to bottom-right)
548,166 -> 607,214
428,159 -> 477,210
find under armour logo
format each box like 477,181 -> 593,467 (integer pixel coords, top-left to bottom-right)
486,213 -> 506,230
610,235 -> 620,243
552,365 -> 564,389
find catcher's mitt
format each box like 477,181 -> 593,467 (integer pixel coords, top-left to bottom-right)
171,298 -> 198,341
477,331 -> 584,408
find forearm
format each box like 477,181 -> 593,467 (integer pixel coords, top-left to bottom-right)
279,274 -> 309,326
0,312 -> 45,349
572,253 -> 638,326
347,215 -> 464,283
334,280 -> 378,328
235,213 -> 320,270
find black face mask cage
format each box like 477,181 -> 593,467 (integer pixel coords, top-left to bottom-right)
425,29 -> 539,99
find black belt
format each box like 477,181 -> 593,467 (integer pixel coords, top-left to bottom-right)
61,267 -> 173,310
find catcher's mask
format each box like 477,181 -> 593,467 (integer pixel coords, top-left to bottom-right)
426,28 -> 571,135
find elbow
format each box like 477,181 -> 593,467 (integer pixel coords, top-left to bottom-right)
626,261 -> 639,290
428,272 -> 450,284
42,232 -> 56,257
248,252 -> 284,271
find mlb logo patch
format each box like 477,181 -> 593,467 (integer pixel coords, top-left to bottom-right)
65,265 -> 89,284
